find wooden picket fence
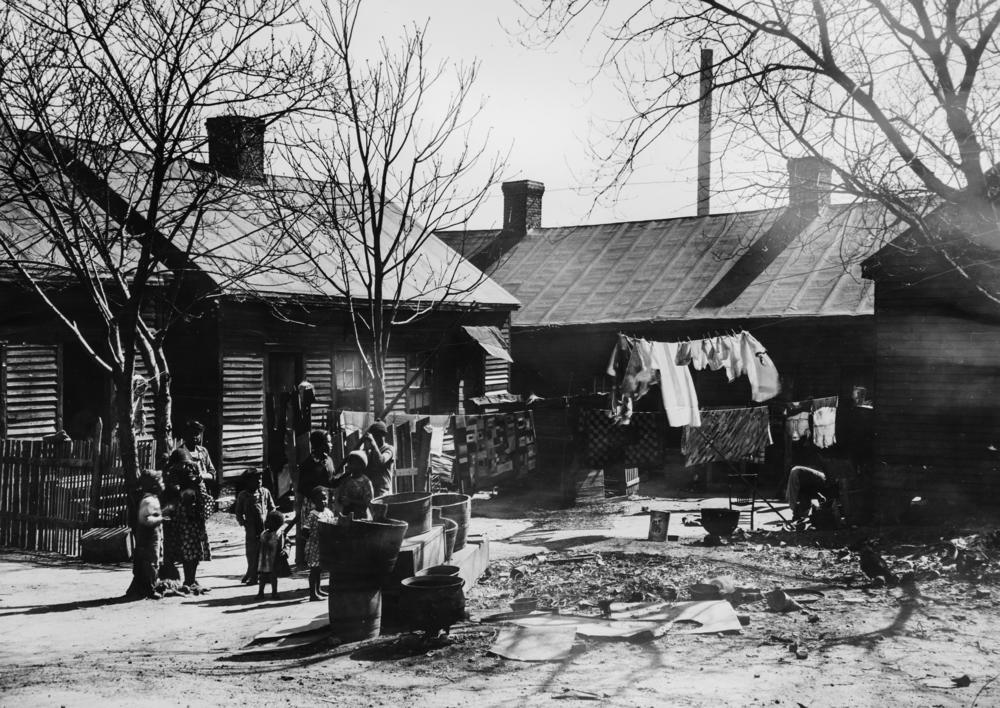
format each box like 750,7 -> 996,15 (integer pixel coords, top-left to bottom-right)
0,437 -> 155,557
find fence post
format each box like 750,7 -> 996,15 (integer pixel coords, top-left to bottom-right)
88,417 -> 103,528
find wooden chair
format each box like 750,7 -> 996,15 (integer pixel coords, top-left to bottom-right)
728,471 -> 758,530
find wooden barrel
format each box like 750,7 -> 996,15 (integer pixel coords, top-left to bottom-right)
431,493 -> 471,552
371,492 -> 432,538
329,587 -> 381,642
318,518 -> 408,588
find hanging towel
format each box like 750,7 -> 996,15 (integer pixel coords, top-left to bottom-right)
648,341 -> 701,428
813,407 -> 837,448
681,406 -> 772,466
786,412 -> 810,441
740,332 -> 781,402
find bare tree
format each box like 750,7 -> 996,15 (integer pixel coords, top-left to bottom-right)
270,0 -> 505,416
519,0 -> 1000,293
0,0 -> 324,554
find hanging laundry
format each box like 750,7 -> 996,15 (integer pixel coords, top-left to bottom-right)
681,406 -> 772,466
606,334 -> 633,378
786,412 -> 810,441
705,337 -> 727,371
740,332 -> 781,402
675,340 -> 693,367
648,341 -> 701,428
813,406 -> 837,448
723,333 -> 744,382
689,339 -> 709,371
622,339 -> 657,400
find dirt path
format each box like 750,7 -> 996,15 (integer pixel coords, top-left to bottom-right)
2,506 -> 999,707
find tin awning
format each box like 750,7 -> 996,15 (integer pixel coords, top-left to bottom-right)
462,325 -> 513,363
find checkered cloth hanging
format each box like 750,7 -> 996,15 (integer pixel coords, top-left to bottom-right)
681,406 -> 772,467
581,409 -> 666,467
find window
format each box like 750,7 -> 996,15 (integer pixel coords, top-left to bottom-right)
334,351 -> 367,410
407,353 -> 434,414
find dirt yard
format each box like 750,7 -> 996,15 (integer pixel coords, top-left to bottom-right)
2,491 -> 1000,707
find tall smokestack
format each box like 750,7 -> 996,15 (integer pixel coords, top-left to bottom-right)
697,48 -> 713,217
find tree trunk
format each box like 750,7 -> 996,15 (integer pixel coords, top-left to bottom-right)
372,370 -> 387,420
115,376 -> 149,599
149,368 -> 172,470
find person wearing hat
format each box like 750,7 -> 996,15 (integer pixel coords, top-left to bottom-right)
180,419 -> 217,494
234,467 -> 276,584
335,450 -> 374,520
161,446 -> 213,592
362,420 -> 395,498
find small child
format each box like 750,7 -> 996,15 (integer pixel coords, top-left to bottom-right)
301,486 -> 336,601
130,469 -> 165,599
257,510 -> 288,600
234,467 -> 275,585
335,450 -> 373,520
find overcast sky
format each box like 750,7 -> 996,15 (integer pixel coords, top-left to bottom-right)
356,1 -> 754,230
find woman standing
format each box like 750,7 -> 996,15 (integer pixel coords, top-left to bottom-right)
162,446 -> 213,593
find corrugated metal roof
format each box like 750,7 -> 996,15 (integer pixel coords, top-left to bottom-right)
485,203 -> 892,328
1,146 -> 519,309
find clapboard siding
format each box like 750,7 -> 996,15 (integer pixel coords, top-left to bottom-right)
4,344 -> 60,438
483,322 -> 511,393
221,351 -> 264,473
874,282 -> 1000,469
372,354 -> 407,414
305,351 -> 334,409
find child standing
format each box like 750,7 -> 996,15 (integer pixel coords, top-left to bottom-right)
301,486 -> 336,601
335,450 -> 374,520
234,467 -> 275,585
129,469 -> 165,599
257,510 -> 288,600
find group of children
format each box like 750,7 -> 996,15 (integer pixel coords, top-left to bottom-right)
233,446 -> 375,601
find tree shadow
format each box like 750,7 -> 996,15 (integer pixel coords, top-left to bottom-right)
0,594 -> 134,616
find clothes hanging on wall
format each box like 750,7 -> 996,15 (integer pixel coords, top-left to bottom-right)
681,406 -> 772,467
649,341 -> 701,428
813,407 -> 837,449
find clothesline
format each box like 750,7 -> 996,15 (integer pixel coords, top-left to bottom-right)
607,331 -> 782,430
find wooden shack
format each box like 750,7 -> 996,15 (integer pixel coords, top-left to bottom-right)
862,222 -> 1000,509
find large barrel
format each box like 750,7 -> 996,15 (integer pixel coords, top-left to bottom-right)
431,493 -> 471,552
399,575 -> 466,636
318,518 -> 408,588
329,587 -> 381,643
371,492 -> 432,538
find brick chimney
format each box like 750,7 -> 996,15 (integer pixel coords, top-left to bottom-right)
787,156 -> 832,216
501,180 -> 545,234
205,115 -> 266,182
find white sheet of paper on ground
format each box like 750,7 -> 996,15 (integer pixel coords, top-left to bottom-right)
510,614 -> 660,640
607,600 -> 742,634
490,624 -> 577,662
